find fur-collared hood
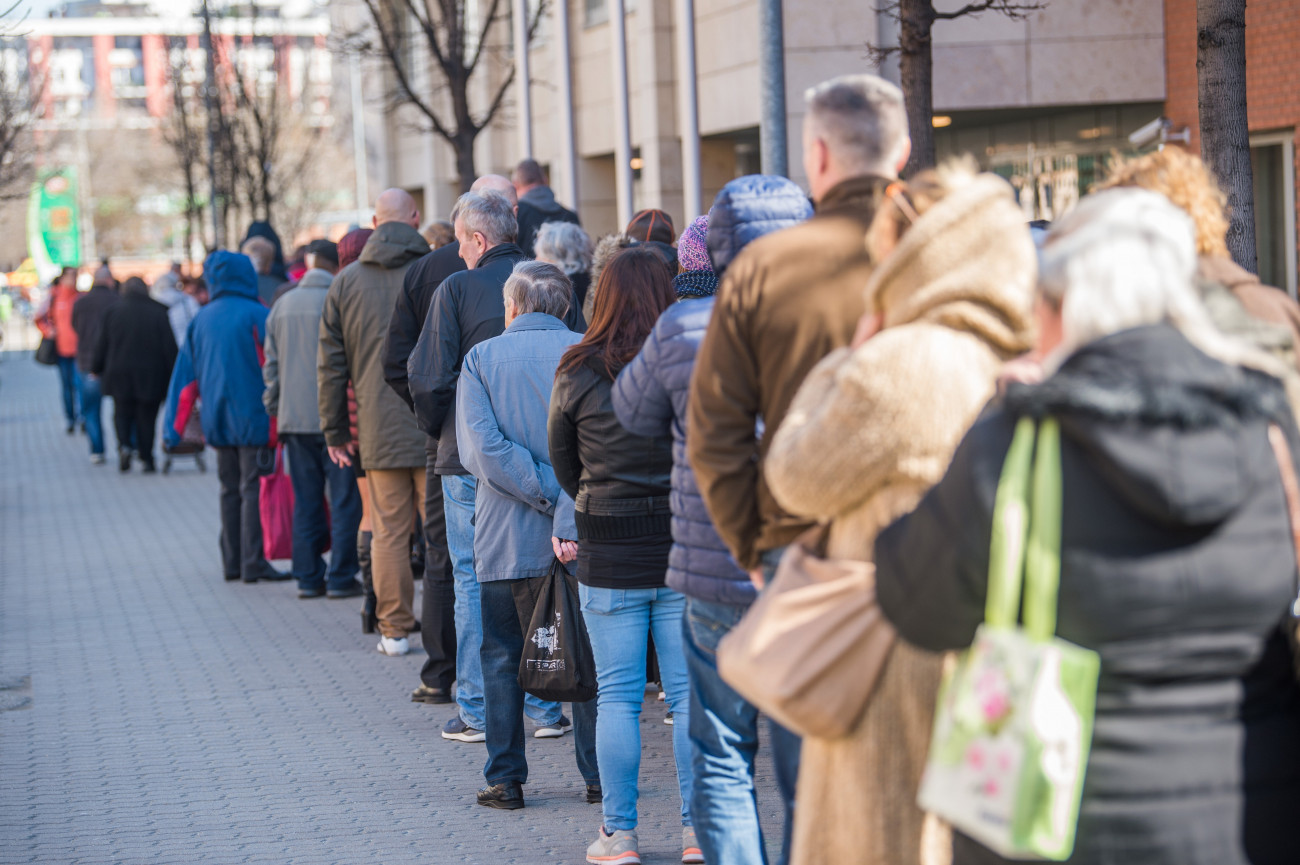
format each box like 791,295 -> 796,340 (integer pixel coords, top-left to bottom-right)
1006,324 -> 1295,527
867,171 -> 1036,359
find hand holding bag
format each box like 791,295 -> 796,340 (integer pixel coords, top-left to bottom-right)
716,526 -> 898,740
517,558 -> 598,703
917,417 -> 1099,861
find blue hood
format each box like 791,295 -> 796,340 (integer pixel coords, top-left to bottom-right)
707,175 -> 814,279
205,250 -> 261,302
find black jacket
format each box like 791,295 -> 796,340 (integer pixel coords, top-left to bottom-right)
71,285 -> 119,374
92,292 -> 178,402
516,186 -> 580,258
408,242 -> 583,474
875,325 -> 1300,865
383,240 -> 466,414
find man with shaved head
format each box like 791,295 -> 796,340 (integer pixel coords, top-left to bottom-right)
409,180 -> 583,743
319,188 -> 432,657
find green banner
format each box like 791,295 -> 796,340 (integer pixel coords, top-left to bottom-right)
27,168 -> 81,283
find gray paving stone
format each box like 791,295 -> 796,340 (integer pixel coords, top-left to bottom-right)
0,355 -> 784,863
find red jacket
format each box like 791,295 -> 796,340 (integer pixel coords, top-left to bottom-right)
38,285 -> 81,358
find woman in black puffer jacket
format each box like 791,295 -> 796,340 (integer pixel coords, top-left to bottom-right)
874,188 -> 1300,865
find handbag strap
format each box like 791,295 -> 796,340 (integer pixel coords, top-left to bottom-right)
985,416 -> 1065,642
1266,424 -> 1300,616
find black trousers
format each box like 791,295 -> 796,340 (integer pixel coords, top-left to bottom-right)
420,445 -> 457,690
114,396 -> 161,463
215,446 -> 274,582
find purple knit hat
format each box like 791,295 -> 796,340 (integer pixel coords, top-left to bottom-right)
677,215 -> 712,273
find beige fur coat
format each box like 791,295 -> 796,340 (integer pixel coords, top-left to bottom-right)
765,173 -> 1037,865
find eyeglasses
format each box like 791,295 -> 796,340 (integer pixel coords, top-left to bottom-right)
885,182 -> 920,225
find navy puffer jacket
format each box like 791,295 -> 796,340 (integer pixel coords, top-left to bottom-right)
612,175 -> 813,604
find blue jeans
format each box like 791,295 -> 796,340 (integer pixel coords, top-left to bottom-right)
443,474 -> 556,729
685,596 -> 801,865
78,374 -> 104,455
282,433 -> 363,592
56,356 -> 80,426
580,584 -> 693,831
480,578 -> 598,785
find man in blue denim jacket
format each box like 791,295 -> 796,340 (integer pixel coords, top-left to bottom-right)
456,261 -> 599,811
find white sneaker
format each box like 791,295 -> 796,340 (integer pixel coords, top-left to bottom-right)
376,636 -> 410,656
534,715 -> 572,739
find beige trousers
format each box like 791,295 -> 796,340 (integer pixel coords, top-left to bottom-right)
366,467 -> 426,638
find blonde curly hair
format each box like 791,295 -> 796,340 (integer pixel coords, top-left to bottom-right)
1097,148 -> 1230,259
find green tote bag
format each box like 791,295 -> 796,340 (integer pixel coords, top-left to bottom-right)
917,417 -> 1100,861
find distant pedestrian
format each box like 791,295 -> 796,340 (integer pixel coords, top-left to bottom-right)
457,261 -> 598,812
408,178 -> 581,742
610,175 -> 813,865
71,265 -> 120,464
94,277 -> 178,473
154,262 -> 200,348
163,251 -> 288,584
242,221 -> 288,281
512,158 -> 580,257
263,240 -> 363,600
36,267 -> 82,434
547,246 -> 694,865
319,189 -> 431,657
241,236 -> 285,307
534,221 -> 594,315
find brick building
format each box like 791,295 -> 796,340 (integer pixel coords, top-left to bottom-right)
1164,0 -> 1298,293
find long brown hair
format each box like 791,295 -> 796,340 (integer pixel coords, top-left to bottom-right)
558,245 -> 675,378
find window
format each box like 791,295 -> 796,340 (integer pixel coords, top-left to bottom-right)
1251,132 -> 1298,297
585,0 -> 607,26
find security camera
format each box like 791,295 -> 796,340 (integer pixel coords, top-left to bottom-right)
1129,117 -> 1170,149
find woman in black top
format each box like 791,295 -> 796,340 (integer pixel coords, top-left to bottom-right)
548,247 -> 699,863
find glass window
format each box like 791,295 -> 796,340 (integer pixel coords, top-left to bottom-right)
1252,142 -> 1286,290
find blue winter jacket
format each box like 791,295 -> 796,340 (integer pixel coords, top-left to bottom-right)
612,174 -> 813,604
456,313 -> 581,582
163,251 -> 273,448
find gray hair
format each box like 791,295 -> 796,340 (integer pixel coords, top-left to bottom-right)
240,236 -> 275,275
804,74 -> 909,176
503,260 -> 572,319
452,190 -> 517,245
1040,188 -> 1283,380
534,222 -> 593,277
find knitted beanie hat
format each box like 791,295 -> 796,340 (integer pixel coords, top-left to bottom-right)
625,208 -> 675,245
677,215 -> 711,273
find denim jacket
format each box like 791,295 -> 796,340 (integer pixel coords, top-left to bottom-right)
456,313 -> 581,581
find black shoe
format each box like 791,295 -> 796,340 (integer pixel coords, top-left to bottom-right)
260,568 -> 291,582
141,459 -> 156,474
327,581 -> 364,599
586,783 -> 603,804
118,448 -> 131,472
298,585 -> 326,599
411,684 -> 453,704
66,423 -> 75,435
409,618 -> 421,633
476,781 -> 524,810
361,607 -> 377,634
224,573 -> 240,582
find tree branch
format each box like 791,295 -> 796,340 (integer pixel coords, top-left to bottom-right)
931,1 -> 1044,22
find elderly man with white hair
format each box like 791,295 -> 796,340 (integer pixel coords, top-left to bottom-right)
874,188 -> 1300,865
319,188 -> 432,656
408,188 -> 584,743
455,260 -> 598,811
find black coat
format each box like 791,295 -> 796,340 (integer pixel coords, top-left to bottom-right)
516,186 -> 580,258
875,325 -> 1300,865
383,240 -> 466,414
92,292 -> 178,402
408,242 -> 582,474
71,285 -> 119,373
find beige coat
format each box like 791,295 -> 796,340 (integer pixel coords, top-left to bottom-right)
765,173 -> 1037,865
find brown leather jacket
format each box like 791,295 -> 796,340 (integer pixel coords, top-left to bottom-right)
687,175 -> 889,570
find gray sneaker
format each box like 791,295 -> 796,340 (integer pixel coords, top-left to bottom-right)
586,826 -> 640,865
682,826 -> 704,864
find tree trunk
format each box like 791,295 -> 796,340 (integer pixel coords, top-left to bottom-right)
898,0 -> 936,177
1197,0 -> 1256,272
454,133 -> 477,194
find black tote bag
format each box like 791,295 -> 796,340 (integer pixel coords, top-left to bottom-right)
35,336 -> 58,366
516,558 -> 598,703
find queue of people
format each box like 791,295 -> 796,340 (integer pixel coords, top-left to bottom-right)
36,68 -> 1300,865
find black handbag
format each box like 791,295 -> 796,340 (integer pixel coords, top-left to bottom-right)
35,336 -> 58,366
515,558 -> 598,703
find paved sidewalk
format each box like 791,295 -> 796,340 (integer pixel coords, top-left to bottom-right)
0,355 -> 783,864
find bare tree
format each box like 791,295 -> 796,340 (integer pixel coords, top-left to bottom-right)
356,0 -> 545,192
161,37 -> 207,258
0,1 -> 44,200
871,1 -> 1044,176
1197,0 -> 1255,272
